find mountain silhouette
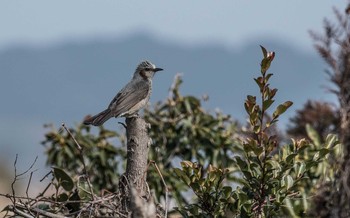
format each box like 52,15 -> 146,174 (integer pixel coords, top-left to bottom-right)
0,32 -> 334,167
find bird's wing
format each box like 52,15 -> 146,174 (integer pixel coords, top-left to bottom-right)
107,80 -> 150,116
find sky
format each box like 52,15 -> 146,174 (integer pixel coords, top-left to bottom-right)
0,1 -> 348,200
0,1 -> 347,52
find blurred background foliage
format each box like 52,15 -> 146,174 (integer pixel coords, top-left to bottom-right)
39,47 -> 340,217
42,124 -> 126,192
145,74 -> 243,206
42,73 -> 244,212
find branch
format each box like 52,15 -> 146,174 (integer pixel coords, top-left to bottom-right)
26,171 -> 33,199
15,204 -> 68,218
119,117 -> 156,217
61,123 -> 95,200
9,205 -> 34,218
10,155 -> 38,205
147,160 -> 169,218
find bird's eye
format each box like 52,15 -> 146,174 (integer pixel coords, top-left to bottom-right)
144,68 -> 151,71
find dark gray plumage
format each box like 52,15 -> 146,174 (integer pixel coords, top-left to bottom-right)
84,61 -> 163,126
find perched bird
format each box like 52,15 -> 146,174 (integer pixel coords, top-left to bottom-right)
83,61 -> 163,126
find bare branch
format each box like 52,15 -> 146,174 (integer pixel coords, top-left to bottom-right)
61,122 -> 95,201
35,180 -> 53,199
10,154 -> 18,205
333,6 -> 348,30
10,155 -> 38,205
9,205 -> 34,218
146,160 -> 169,218
61,123 -> 81,150
26,172 -> 33,199
40,170 -> 52,182
18,156 -> 38,178
16,204 -> 69,218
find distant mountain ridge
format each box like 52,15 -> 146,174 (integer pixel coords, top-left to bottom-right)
0,32 -> 335,165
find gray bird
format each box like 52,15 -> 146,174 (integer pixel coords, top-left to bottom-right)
83,60 -> 163,126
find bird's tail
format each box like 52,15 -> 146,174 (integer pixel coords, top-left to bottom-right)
83,108 -> 113,126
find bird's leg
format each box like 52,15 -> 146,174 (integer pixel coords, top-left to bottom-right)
118,122 -> 127,129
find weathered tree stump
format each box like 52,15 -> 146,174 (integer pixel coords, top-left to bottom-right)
119,117 -> 156,218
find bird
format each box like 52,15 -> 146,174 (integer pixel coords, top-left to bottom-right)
83,60 -> 163,126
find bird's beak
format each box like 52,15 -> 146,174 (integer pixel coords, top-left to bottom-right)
154,68 -> 163,72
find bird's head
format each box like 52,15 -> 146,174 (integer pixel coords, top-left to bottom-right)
134,60 -> 163,79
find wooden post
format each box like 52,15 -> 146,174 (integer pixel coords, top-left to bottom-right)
119,117 -> 156,217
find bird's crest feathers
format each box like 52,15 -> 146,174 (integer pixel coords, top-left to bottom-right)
136,60 -> 156,71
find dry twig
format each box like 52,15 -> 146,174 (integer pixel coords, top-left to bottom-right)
61,123 -> 95,201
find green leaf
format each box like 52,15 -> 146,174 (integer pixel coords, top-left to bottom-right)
254,77 -> 264,91
222,186 -> 233,199
266,159 -> 281,170
324,134 -> 339,149
99,151 -> 107,167
242,170 -> 252,180
184,98 -> 193,114
100,129 -> 118,138
235,156 -> 247,170
313,151 -> 320,161
306,161 -> 318,170
260,46 -> 275,73
190,182 -> 201,193
297,162 -> 306,177
252,146 -> 264,156
52,167 -> 74,191
174,168 -> 191,186
263,99 -> 275,111
181,161 -> 194,168
208,171 -> 217,182
243,143 -> 253,153
253,125 -> 261,134
77,177 -> 92,200
269,88 -> 278,99
306,124 -> 321,147
37,203 -> 50,210
244,102 -> 251,114
318,148 -> 331,158
241,205 -> 251,218
57,193 -> 69,202
189,206 -> 199,216
272,101 -> 293,118
286,153 -> 297,164
250,161 -> 262,176
265,73 -> 273,82
247,95 -> 256,103
238,192 -> 248,203
260,45 -> 268,58
67,191 -> 81,213
282,175 -> 294,190
266,160 -> 281,178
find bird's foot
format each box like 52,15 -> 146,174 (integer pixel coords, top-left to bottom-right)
118,122 -> 127,129
130,113 -> 140,118
126,113 -> 140,119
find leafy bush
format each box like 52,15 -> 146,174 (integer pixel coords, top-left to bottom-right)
2,46 -> 337,217
144,74 -> 242,205
42,124 -> 125,192
173,46 -> 338,217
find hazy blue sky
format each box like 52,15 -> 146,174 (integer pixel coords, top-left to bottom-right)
0,1 -> 347,52
0,1 -> 347,190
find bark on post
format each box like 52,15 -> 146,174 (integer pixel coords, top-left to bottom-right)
119,117 -> 156,217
